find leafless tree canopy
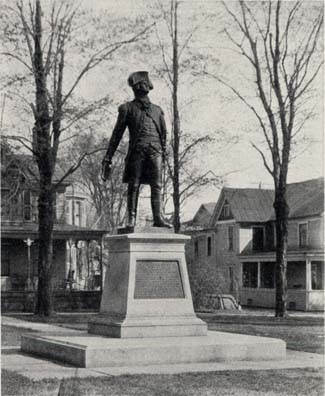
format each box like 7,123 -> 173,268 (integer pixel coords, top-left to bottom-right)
207,0 -> 323,317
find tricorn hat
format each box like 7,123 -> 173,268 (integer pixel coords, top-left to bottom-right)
127,71 -> 153,90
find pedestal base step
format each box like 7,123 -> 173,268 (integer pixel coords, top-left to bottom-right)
88,315 -> 207,338
21,331 -> 286,368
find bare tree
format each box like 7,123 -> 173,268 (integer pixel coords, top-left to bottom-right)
154,0 -> 223,232
1,0 -> 153,316
207,0 -> 323,316
68,132 -> 127,233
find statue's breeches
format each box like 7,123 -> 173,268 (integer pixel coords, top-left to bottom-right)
124,143 -> 162,186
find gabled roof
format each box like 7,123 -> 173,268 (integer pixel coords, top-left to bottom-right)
201,202 -> 217,215
186,202 -> 217,228
1,151 -> 72,186
284,178 -> 324,219
211,177 -> 324,225
212,188 -> 274,224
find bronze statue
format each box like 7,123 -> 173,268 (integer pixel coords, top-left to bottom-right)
102,71 -> 171,230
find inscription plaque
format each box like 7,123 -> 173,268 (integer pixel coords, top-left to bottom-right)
134,260 -> 185,299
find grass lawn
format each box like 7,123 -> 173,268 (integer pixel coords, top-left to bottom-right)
2,313 -> 324,395
207,323 -> 324,354
4,312 -> 324,353
1,367 -> 324,396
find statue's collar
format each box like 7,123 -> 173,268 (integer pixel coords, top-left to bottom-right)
134,97 -> 151,110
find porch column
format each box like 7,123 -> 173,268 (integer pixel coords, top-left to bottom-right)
86,240 -> 90,278
305,258 -> 311,291
99,237 -> 103,293
67,238 -> 76,289
257,262 -> 261,288
238,262 -> 243,288
23,238 -> 34,290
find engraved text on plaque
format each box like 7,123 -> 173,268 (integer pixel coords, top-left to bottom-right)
134,260 -> 185,299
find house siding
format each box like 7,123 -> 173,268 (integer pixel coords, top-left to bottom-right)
186,180 -> 324,312
309,218 -> 323,248
287,217 -> 323,250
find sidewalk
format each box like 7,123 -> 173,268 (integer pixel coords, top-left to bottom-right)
197,308 -> 324,325
2,315 -> 85,334
1,314 -> 324,380
198,307 -> 325,317
2,349 -> 324,380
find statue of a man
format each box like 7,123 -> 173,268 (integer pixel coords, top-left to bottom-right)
101,71 -> 171,230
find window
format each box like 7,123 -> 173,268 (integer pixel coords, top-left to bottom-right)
311,261 -> 324,290
222,203 -> 230,218
194,240 -> 199,257
23,191 -> 32,221
207,236 -> 211,256
1,192 -> 21,221
7,164 -> 20,180
252,227 -> 264,251
228,226 -> 234,251
75,201 -> 82,226
66,200 -> 70,223
220,200 -> 231,220
1,241 -> 10,276
287,261 -> 304,289
260,262 -> 275,288
1,190 -> 10,220
242,262 -> 258,288
229,266 -> 234,291
299,223 -> 308,247
10,195 -> 21,221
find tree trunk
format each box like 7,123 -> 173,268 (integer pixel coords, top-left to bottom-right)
273,185 -> 289,317
35,168 -> 54,316
172,0 -> 181,233
172,104 -> 181,233
32,0 -> 56,316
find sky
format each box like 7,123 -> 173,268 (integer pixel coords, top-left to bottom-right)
1,0 -> 324,221
80,0 -> 324,220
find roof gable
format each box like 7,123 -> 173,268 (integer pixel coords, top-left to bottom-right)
211,178 -> 324,225
190,202 -> 217,227
1,151 -> 72,186
218,199 -> 234,221
212,188 -> 274,225
280,178 -> 324,219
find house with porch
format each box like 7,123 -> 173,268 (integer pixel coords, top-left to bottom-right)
186,178 -> 324,311
1,146 -> 107,312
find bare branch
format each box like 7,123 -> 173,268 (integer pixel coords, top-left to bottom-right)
179,136 -> 213,165
178,13 -> 212,60
291,106 -> 316,139
156,0 -> 173,38
250,142 -> 273,176
223,29 -> 255,67
1,52 -> 33,72
16,1 -> 35,70
222,1 -> 249,39
203,71 -> 274,154
154,25 -> 173,86
53,147 -> 104,190
59,95 -> 113,134
2,135 -> 38,156
62,22 -> 155,106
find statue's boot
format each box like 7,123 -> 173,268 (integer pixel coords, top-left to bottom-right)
151,191 -> 172,228
126,184 -> 139,229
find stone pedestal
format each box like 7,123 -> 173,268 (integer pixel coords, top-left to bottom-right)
88,229 -> 207,338
21,229 -> 286,368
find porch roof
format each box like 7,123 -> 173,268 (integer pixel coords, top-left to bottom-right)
239,247 -> 325,261
1,222 -> 108,240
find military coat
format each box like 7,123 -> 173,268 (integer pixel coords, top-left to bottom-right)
105,99 -> 167,184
